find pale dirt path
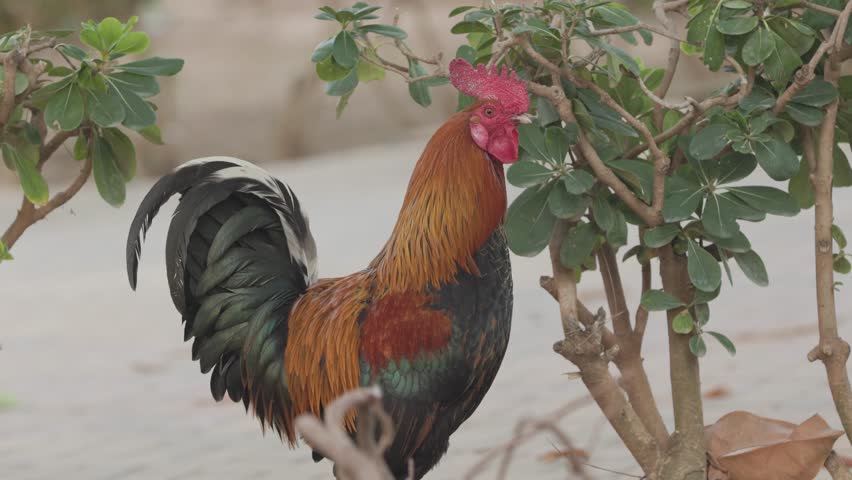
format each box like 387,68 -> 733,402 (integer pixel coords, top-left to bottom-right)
1,140 -> 851,479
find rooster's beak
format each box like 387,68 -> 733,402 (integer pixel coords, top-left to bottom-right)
513,113 -> 533,124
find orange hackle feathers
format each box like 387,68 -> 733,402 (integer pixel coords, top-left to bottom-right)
283,272 -> 371,438
370,103 -> 508,292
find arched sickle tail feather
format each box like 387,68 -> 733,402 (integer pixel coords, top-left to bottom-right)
125,156 -> 318,441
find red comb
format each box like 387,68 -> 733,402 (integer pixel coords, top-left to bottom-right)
449,58 -> 529,114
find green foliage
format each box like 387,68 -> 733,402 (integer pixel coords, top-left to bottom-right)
1,18 -> 181,262
312,1 -> 849,361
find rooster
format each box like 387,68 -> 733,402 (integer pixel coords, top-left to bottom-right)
126,59 -> 529,479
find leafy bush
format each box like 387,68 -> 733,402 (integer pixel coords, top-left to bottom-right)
0,17 -> 182,259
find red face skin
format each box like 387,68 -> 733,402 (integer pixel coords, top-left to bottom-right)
467,102 -> 520,164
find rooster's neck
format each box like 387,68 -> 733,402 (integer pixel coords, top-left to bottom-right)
371,110 -> 508,292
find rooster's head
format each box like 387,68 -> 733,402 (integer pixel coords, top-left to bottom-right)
449,58 -> 530,164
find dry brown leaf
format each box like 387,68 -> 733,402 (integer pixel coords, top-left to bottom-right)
705,411 -> 843,480
538,448 -> 590,463
703,385 -> 732,400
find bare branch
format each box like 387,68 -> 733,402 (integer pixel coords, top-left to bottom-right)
808,48 -> 852,447
800,1 -> 843,16
0,50 -> 21,127
652,0 -> 684,129
295,387 -> 396,480
825,451 -> 852,480
587,23 -> 686,43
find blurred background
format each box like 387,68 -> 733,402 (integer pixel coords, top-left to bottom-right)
1,1 -> 851,479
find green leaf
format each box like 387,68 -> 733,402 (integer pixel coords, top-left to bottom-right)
832,224 -> 847,249
707,331 -> 736,355
357,56 -> 385,82
592,194 -> 615,231
117,57 -> 184,76
359,24 -> 407,39
451,21 -> 491,34
645,224 -> 680,248
703,193 -> 739,239
73,134 -> 88,160
518,124 -> 549,163
316,57 -> 352,81
690,124 -> 730,160
767,16 -> 816,55
695,285 -> 721,304
749,136 -> 798,180
688,238 -> 722,292
709,229 -> 752,253
704,27 -> 726,71
96,17 -> 124,51
335,91 -> 351,119
717,191 -> 766,221
544,126 -> 571,164
733,249 -> 769,286
138,124 -> 164,145
673,310 -> 695,334
834,147 -> 852,187
505,186 -> 556,257
449,6 -> 475,17
2,143 -> 48,205
724,0 -> 753,8
92,135 -> 125,207
788,158 -> 815,209
560,222 -> 599,269
785,103 -> 824,127
607,159 -> 655,203
107,72 -> 160,98
728,186 -> 800,216
80,25 -> 106,53
717,152 -> 757,184
742,27 -> 774,66
0,238 -> 12,262
607,209 -> 628,248
113,31 -> 149,55
332,31 -> 358,68
102,128 -> 135,181
764,32 -> 802,87
835,256 -> 852,275
325,67 -> 359,97
85,85 -> 125,127
640,289 -> 685,311
105,77 -> 156,129
739,85 -> 776,113
717,16 -> 758,35
563,169 -> 596,194
407,59 -> 432,107
548,184 -> 588,219
57,44 -> 87,61
694,303 -> 710,326
311,38 -> 334,62
689,334 -> 708,357
44,83 -> 84,131
507,160 -> 553,187
791,79 -> 838,107
663,174 -> 705,222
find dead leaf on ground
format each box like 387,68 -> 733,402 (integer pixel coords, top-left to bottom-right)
538,448 -> 590,463
703,385 -> 732,400
705,411 -> 843,480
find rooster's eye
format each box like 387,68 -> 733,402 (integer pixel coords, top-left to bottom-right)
484,108 -> 495,117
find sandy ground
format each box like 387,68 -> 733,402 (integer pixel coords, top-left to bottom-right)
2,138 -> 852,479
